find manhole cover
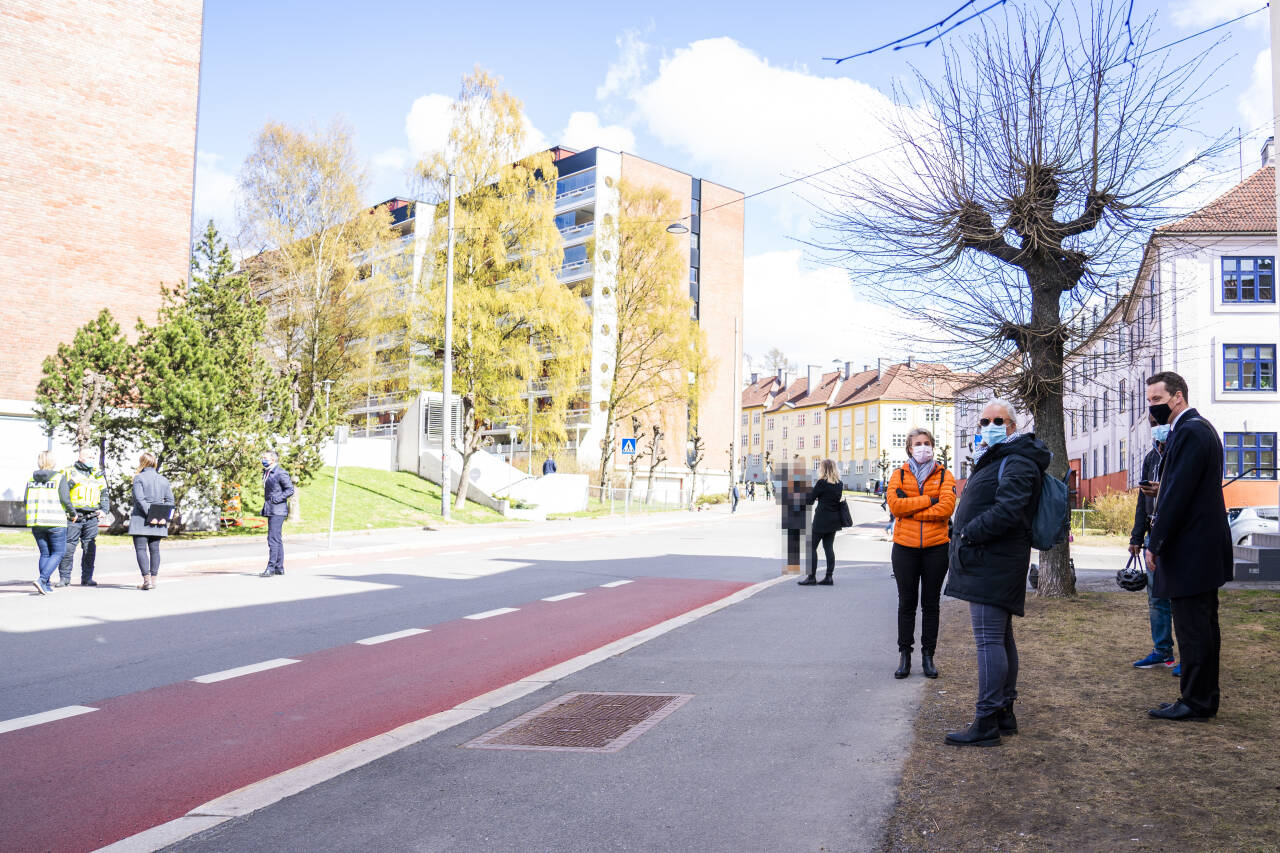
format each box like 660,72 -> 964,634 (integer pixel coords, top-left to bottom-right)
463,692 -> 693,753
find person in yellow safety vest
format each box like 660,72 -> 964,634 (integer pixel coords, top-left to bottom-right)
26,450 -> 73,595
58,447 -> 111,587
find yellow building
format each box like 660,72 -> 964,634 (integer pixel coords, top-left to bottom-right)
740,374 -> 781,480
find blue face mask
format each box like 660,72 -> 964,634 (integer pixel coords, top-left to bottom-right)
979,424 -> 1008,447
1151,424 -> 1171,443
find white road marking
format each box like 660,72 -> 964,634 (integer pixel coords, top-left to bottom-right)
0,705 -> 97,735
356,628 -> 429,646
599,580 -> 633,588
192,658 -> 300,684
463,607 -> 519,620
541,592 -> 585,602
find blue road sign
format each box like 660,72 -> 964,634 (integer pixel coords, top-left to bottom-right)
621,438 -> 637,455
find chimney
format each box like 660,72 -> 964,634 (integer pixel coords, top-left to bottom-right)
863,364 -> 869,372
806,364 -> 819,392
1262,136 -> 1275,168
843,361 -> 853,380
749,372 -> 759,385
907,355 -> 915,369
876,358 -> 883,382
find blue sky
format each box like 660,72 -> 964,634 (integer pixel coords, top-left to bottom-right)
194,0 -> 1273,372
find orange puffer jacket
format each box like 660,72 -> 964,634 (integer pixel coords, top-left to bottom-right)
886,461 -> 957,550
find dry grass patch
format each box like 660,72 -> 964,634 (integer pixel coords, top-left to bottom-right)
883,589 -> 1280,852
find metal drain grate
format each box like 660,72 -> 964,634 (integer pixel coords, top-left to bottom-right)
463,692 -> 693,753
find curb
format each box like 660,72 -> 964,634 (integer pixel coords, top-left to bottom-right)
96,573 -> 789,853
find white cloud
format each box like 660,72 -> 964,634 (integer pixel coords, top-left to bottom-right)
1238,48 -> 1273,132
192,149 -> 239,237
631,38 -> 901,197
404,92 -> 549,163
1169,0 -> 1266,29
744,250 -> 910,374
597,31 -> 648,100
372,147 -> 409,172
559,111 -> 636,153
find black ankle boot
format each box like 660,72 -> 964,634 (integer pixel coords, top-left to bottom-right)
921,651 -> 938,679
817,571 -> 833,585
944,714 -> 1001,747
797,574 -> 817,586
996,702 -> 1017,734
894,652 -> 910,679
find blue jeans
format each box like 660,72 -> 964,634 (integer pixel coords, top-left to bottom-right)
1147,583 -> 1173,658
33,527 -> 67,585
969,602 -> 1019,717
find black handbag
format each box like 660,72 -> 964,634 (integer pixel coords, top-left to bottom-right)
838,499 -> 853,529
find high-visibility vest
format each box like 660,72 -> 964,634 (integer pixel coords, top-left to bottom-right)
25,476 -> 68,528
62,466 -> 107,511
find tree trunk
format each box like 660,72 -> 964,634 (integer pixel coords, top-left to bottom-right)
597,416 -> 615,493
1028,279 -> 1075,598
454,447 -> 476,512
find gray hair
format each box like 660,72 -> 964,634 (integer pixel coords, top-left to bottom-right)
983,397 -> 1018,426
262,450 -> 279,463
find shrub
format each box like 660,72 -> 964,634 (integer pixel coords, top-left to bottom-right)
1089,490 -> 1137,536
695,492 -> 728,506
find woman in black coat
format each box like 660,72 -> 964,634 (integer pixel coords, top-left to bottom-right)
800,458 -> 846,586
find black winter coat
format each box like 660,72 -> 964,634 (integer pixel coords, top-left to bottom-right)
807,479 -> 844,535
944,433 -> 1051,617
1129,447 -> 1163,547
1147,409 -> 1233,598
779,484 -> 808,531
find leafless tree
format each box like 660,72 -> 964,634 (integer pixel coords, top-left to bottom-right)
814,2 -> 1228,597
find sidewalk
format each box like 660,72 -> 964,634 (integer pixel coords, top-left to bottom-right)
165,556 -> 919,853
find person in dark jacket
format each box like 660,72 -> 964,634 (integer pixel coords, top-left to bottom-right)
1129,420 -> 1173,670
26,451 -> 73,595
129,452 -> 174,590
1142,372 -> 1233,721
58,446 -> 111,587
777,461 -> 808,574
259,450 -> 295,577
943,398 -> 1051,747
799,458 -> 845,585
541,456 -> 557,476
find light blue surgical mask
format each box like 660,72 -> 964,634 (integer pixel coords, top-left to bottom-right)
980,424 -> 1008,447
1151,424 -> 1171,443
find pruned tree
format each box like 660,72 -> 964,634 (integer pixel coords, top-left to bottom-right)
643,423 -> 667,504
815,2 -> 1227,597
684,427 -> 705,510
238,120 -> 397,491
594,179 -> 705,490
414,69 -> 591,510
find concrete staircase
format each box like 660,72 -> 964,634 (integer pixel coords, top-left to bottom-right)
1233,531 -> 1280,582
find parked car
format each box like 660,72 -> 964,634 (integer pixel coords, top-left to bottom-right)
1228,506 -> 1279,546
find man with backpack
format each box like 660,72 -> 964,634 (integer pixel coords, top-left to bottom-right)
942,398 -> 1054,747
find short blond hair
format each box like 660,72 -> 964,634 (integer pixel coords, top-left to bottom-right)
818,458 -> 840,484
136,451 -> 158,474
36,451 -> 57,470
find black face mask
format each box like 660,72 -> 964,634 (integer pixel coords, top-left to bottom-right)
1148,403 -> 1172,425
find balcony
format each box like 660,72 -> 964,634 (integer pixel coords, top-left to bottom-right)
558,259 -> 592,284
554,183 -> 596,213
558,221 -> 595,245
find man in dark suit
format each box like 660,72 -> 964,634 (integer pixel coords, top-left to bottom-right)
1143,372 -> 1233,721
259,450 -> 295,577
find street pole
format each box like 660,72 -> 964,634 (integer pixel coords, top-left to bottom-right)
441,173 -> 455,520
327,426 -> 345,548
527,353 -> 534,477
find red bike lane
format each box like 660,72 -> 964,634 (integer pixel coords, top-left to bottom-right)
0,576 -> 750,852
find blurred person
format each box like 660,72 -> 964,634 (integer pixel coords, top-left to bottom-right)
1129,417 -> 1174,671
26,451 -> 73,595
943,399 -> 1050,747
730,482 -> 740,513
541,456 -> 557,476
57,446 -> 110,587
799,458 -> 846,586
129,452 -> 174,590
1143,372 -> 1232,721
259,450 -> 295,577
886,428 -> 957,679
777,462 -> 807,574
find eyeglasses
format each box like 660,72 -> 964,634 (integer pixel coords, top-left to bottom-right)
978,417 -> 1006,427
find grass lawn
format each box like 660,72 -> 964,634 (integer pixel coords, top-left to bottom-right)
883,588 -> 1280,851
546,496 -> 686,520
1071,530 -> 1133,548
0,466 -> 502,546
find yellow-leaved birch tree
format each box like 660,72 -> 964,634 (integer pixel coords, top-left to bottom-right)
415,69 -> 589,509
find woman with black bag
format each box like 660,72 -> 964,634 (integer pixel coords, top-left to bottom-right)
800,458 -> 848,586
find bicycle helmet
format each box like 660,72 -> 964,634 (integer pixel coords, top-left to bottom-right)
1116,554 -> 1148,591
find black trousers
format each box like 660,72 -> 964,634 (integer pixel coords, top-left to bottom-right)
891,543 -> 949,654
785,529 -> 802,566
266,515 -> 286,573
1170,588 -> 1221,716
809,530 -> 836,576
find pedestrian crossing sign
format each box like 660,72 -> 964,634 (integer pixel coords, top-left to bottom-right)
621,438 -> 637,455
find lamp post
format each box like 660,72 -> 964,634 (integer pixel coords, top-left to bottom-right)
441,172 -> 455,519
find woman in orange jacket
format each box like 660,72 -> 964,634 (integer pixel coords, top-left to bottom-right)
886,427 -> 957,680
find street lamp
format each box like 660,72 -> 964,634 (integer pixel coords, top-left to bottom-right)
666,221 -> 689,234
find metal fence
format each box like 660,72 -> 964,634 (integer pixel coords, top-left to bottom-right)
584,485 -> 690,517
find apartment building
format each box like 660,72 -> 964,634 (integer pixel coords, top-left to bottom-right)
365,146 -> 744,481
740,374 -> 781,480
0,0 -> 203,504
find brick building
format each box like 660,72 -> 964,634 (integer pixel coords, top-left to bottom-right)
0,0 -> 203,500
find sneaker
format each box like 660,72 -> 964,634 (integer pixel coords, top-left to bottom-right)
1133,652 -> 1174,669
1171,663 -> 1181,677
32,580 -> 48,595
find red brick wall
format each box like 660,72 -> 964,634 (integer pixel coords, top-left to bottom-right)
0,0 -> 203,401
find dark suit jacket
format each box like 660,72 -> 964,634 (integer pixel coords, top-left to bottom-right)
261,465 -> 296,518
806,479 -> 845,535
1147,409 -> 1233,598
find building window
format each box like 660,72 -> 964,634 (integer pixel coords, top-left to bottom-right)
892,433 -> 906,448
1119,440 -> 1126,473
1103,445 -> 1109,475
1093,399 -> 1099,429
753,412 -> 760,424
766,440 -> 774,452
830,439 -> 838,452
1103,391 -> 1109,423
798,436 -> 805,449
813,433 -> 821,449
1092,449 -> 1098,478
1223,344 -> 1276,391
891,406 -> 907,422
767,418 -> 774,431
852,410 -> 862,425
813,411 -> 822,424
870,434 -> 878,447
1224,432 -> 1277,479
1082,455 -> 1088,480
1221,256 -> 1275,303
1070,410 -> 1076,437
847,437 -> 855,451
869,407 -> 878,422
782,427 -> 788,439
1118,380 -> 1126,413
741,413 -> 748,425
797,413 -> 806,427
752,433 -> 759,446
